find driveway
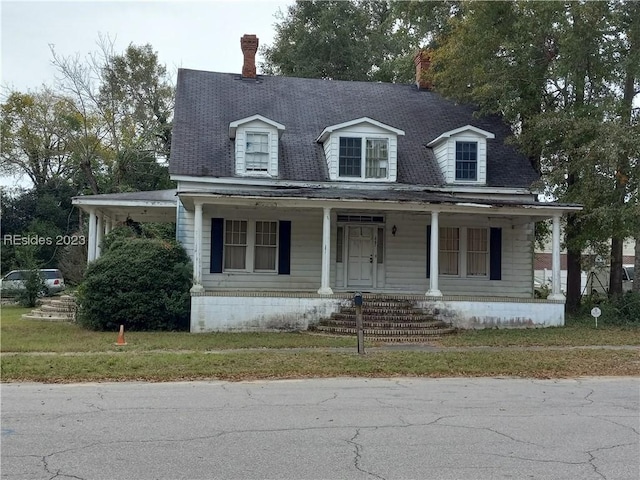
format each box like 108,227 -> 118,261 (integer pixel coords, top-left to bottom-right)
2,377 -> 638,479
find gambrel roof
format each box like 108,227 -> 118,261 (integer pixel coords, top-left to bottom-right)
169,69 -> 539,188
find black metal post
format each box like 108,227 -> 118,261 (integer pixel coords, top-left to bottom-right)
354,292 -> 364,354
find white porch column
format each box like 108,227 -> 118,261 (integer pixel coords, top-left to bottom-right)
87,208 -> 97,263
426,211 -> 443,297
104,217 -> 112,235
318,207 -> 333,295
95,213 -> 104,259
190,201 -> 205,293
548,214 -> 565,301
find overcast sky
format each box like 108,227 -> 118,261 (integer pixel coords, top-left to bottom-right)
1,0 -> 293,93
0,0 -> 292,188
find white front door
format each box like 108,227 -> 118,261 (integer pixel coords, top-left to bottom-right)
347,226 -> 375,288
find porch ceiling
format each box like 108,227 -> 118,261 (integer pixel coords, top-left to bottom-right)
178,187 -> 581,220
72,189 -> 177,223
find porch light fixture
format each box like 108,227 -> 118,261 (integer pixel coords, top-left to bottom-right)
392,225 -> 397,236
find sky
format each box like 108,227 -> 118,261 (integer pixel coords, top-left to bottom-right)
0,0 -> 293,188
1,0 -> 293,92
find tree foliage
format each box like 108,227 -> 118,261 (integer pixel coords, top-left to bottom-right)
426,0 -> 639,310
1,39 -> 176,277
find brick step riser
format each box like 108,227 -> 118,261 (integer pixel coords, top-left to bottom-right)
365,336 -> 447,342
316,327 -> 455,336
350,302 -> 415,308
319,321 -> 449,329
338,308 -> 428,316
329,314 -> 438,322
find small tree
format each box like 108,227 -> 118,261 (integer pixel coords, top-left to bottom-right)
76,236 -> 191,331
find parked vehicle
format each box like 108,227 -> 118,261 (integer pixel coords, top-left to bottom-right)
585,265 -> 634,296
0,269 -> 66,296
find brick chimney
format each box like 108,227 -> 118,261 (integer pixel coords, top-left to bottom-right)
240,34 -> 259,79
414,49 -> 432,90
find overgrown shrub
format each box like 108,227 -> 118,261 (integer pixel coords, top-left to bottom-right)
581,292 -> 640,326
76,237 -> 192,331
15,268 -> 47,307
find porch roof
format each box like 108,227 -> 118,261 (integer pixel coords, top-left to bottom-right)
178,187 -> 581,219
72,189 -> 177,223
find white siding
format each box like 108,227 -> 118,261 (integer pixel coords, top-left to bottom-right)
179,206 -> 535,297
197,207 -> 323,290
383,213 -> 533,296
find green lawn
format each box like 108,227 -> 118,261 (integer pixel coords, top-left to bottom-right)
0,306 -> 357,352
2,305 -> 639,382
436,315 -> 640,347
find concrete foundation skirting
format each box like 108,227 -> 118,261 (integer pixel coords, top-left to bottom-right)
416,300 -> 565,329
190,295 -> 346,332
190,293 -> 565,332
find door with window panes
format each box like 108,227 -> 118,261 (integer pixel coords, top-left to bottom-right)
347,226 -> 375,287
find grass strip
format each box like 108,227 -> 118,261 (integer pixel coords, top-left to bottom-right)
2,349 -> 638,383
3,306 -> 639,353
1,306 -> 356,352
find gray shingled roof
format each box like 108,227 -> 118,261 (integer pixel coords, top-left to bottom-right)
170,69 -> 539,188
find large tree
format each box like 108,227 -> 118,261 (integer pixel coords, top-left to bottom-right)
262,0 -> 459,83
262,0 -> 408,82
427,0 -> 637,311
1,89 -> 75,189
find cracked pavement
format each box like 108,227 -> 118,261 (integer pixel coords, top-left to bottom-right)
1,378 -> 638,479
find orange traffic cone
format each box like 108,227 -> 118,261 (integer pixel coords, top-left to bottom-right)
115,324 -> 127,346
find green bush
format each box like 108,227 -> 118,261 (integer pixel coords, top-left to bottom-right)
14,269 -> 47,307
581,292 -> 640,326
76,237 -> 192,331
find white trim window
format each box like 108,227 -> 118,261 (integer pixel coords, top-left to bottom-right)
467,228 -> 488,276
439,227 -> 459,275
223,220 -> 278,272
339,137 -> 389,179
224,220 -> 247,270
254,221 -> 278,271
245,132 -> 270,172
455,141 -> 478,181
439,226 -> 489,277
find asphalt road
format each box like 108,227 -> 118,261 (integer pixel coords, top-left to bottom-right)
1,377 -> 638,480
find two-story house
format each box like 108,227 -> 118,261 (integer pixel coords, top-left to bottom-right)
73,35 -> 580,331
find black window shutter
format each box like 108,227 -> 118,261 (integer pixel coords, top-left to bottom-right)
426,225 -> 431,278
490,227 -> 502,280
210,218 -> 224,273
278,220 -> 291,275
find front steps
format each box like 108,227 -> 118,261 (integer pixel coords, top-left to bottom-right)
21,295 -> 76,322
314,297 -> 455,342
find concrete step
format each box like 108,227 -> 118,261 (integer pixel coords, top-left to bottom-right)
40,304 -> 76,313
21,313 -> 74,322
22,295 -> 76,322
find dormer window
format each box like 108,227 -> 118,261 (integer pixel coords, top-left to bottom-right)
455,141 -> 477,181
427,125 -> 495,185
317,117 -> 403,182
246,132 -> 270,172
229,114 -> 285,177
338,137 -> 389,179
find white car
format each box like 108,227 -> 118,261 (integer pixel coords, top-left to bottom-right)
0,269 -> 66,296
